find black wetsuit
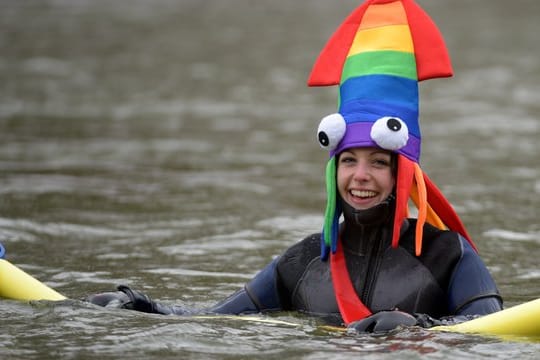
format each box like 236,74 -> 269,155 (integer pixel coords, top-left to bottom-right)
205,223 -> 502,324
86,198 -> 502,325
141,199 -> 502,325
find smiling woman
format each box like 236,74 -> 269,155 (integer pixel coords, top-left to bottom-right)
1,0 -> 539,357
85,0 -> 503,331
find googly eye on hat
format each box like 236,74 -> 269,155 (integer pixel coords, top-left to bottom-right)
317,113 -> 346,150
370,116 -> 409,151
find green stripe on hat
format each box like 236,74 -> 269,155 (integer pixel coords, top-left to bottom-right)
341,51 -> 418,84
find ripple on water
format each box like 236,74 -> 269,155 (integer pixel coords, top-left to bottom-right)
483,229 -> 539,243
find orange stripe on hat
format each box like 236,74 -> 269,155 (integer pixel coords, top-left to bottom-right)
358,0 -> 409,30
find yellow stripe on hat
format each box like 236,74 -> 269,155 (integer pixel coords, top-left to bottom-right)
348,24 -> 414,57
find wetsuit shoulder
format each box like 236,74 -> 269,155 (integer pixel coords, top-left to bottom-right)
276,233 -> 321,297
399,220 -> 502,315
447,236 -> 502,315
398,220 -> 463,290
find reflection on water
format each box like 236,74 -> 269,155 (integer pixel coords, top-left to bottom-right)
0,0 -> 539,358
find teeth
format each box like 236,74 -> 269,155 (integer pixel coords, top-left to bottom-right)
351,190 -> 377,198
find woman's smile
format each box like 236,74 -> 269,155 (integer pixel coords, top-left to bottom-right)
346,188 -> 382,208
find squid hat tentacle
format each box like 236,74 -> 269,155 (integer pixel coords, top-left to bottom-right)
321,156 -> 340,260
309,0 -> 475,260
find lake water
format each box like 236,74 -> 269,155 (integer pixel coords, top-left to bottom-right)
0,0 -> 539,358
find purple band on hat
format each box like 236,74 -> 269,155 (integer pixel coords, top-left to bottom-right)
331,122 -> 420,162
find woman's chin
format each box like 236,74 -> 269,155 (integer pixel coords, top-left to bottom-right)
347,197 -> 379,210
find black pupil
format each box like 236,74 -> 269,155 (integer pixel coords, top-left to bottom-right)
387,118 -> 401,132
318,131 -> 329,146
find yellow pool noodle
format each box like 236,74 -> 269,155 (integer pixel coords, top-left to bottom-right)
432,298 -> 540,338
0,259 -> 66,301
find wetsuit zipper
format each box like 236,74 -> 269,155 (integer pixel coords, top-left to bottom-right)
360,228 -> 385,307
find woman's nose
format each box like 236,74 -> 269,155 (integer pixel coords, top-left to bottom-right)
352,162 -> 371,181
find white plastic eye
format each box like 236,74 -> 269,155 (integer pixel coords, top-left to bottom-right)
317,113 -> 346,150
370,116 -> 409,150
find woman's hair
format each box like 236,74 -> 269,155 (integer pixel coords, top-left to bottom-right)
390,152 -> 398,179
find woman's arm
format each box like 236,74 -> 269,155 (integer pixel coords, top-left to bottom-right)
446,236 -> 503,316
84,257 -> 284,316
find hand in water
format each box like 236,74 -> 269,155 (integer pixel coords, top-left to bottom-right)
84,285 -> 157,312
347,310 -> 418,333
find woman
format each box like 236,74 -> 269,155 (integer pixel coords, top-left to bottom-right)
86,0 -> 503,331
86,146 -> 501,331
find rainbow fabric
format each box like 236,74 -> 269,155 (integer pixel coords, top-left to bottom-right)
337,1 -> 420,161
308,0 -> 475,260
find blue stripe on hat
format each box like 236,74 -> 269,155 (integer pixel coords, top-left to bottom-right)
339,99 -> 420,137
339,74 -> 418,119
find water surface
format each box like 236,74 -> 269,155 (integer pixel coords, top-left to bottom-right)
1,0 -> 539,358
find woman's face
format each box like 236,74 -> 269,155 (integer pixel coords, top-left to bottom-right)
337,147 -> 395,210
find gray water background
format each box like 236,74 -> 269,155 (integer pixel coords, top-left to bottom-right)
0,0 -> 539,358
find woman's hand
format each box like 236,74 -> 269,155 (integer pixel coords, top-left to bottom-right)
347,310 -> 418,333
83,285 -> 157,313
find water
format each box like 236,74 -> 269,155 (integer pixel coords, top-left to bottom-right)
0,0 -> 539,358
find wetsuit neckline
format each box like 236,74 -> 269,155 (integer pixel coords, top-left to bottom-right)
339,194 -> 395,255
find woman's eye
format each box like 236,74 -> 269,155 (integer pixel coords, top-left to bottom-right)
339,156 -> 355,164
373,159 -> 390,167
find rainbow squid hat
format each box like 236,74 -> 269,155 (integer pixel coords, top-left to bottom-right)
308,0 -> 477,260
